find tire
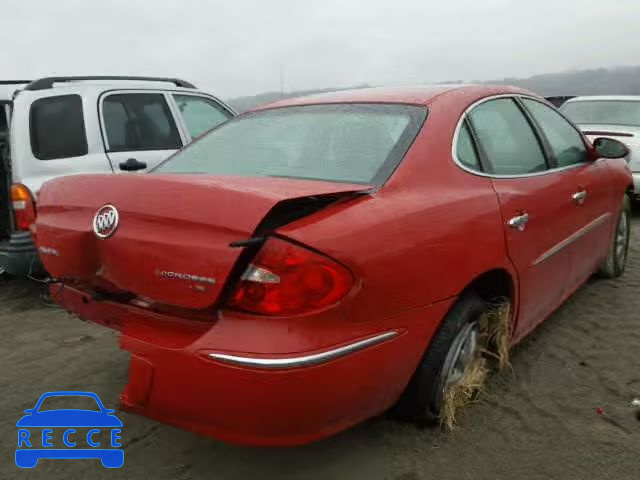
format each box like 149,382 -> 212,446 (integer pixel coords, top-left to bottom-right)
393,292 -> 485,425
599,195 -> 631,278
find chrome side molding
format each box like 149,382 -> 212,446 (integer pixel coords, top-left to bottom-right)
532,212 -> 611,266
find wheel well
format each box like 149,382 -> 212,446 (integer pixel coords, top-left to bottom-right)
462,269 -> 514,372
462,269 -> 514,304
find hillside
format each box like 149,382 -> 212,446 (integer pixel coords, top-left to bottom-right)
226,65 -> 640,112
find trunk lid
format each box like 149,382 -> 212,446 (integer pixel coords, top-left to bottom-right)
36,174 -> 370,309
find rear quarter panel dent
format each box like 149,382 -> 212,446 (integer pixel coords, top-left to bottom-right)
281,173 -> 512,322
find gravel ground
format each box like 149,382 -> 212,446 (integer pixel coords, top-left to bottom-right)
1,220 -> 639,480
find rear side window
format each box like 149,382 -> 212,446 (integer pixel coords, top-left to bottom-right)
102,93 -> 181,152
173,95 -> 232,138
521,99 -> 588,168
468,98 -> 547,175
30,95 -> 88,160
456,122 -> 481,170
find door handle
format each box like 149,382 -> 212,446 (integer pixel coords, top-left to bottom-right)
572,190 -> 587,205
508,213 -> 529,231
119,158 -> 148,172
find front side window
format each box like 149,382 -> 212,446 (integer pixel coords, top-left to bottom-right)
102,93 -> 181,152
561,100 -> 640,127
522,99 -> 588,168
468,98 -> 547,175
173,95 -> 232,138
30,95 -> 88,160
154,104 -> 427,186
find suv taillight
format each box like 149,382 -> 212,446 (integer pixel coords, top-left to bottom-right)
11,184 -> 36,231
227,237 -> 353,315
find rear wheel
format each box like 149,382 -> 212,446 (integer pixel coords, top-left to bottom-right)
394,292 -> 486,425
599,195 -> 631,278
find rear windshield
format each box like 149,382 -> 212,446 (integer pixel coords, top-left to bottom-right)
561,100 -> 640,127
154,103 -> 427,185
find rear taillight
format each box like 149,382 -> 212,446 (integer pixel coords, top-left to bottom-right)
227,237 -> 353,315
11,183 -> 37,231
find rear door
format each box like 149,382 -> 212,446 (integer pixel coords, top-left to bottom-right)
99,91 -> 185,172
466,97 -> 576,338
520,98 -> 614,289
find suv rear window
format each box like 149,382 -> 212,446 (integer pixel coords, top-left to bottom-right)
102,93 -> 182,152
154,104 -> 427,186
30,95 -> 88,160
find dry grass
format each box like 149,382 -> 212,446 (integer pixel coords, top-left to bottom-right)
441,355 -> 488,430
441,300 -> 512,430
482,301 -> 512,372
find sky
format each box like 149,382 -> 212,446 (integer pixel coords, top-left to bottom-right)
2,0 -> 639,99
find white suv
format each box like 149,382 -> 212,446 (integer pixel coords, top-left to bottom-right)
1,76 -> 235,276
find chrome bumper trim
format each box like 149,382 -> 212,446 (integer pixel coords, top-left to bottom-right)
208,331 -> 399,370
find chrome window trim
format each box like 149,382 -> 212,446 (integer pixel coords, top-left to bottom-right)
451,93 -> 591,179
532,212 -> 612,266
208,330 -> 399,370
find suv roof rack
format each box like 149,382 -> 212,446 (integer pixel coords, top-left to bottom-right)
24,76 -> 196,91
0,80 -> 31,85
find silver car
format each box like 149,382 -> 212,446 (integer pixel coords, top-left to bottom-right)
561,96 -> 640,197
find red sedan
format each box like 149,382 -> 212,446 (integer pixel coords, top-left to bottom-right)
34,85 -> 632,446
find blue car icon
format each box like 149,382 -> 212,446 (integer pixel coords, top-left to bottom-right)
16,391 -> 123,468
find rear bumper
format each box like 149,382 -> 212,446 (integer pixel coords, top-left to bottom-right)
0,231 -> 45,277
52,284 -> 454,446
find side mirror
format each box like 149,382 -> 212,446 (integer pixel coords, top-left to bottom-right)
119,158 -> 148,172
23,409 -> 33,414
593,137 -> 629,159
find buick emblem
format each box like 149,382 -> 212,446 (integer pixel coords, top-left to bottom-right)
93,204 -> 119,239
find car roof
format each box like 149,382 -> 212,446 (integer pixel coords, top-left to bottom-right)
253,84 -> 535,111
565,95 -> 640,103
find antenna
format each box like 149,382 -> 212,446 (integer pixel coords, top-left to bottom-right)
280,64 -> 284,97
